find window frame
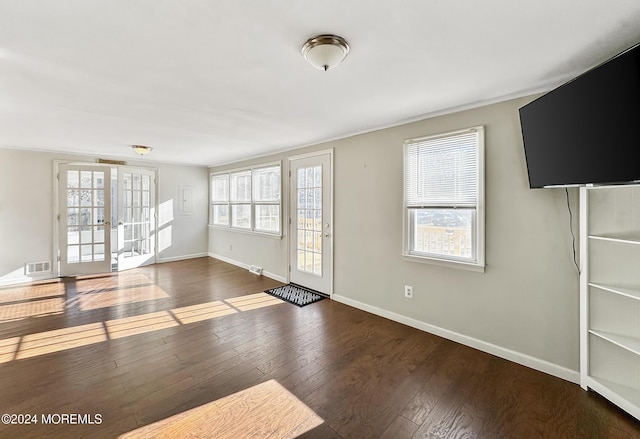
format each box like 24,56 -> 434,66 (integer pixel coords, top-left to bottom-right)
210,161 -> 282,237
402,126 -> 485,272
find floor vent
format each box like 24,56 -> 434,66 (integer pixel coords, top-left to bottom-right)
249,265 -> 263,275
25,261 -> 52,275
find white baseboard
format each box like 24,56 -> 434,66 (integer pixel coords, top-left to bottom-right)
208,253 -> 287,283
332,294 -> 580,384
157,253 -> 209,264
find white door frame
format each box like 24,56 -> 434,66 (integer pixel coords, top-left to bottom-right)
287,149 -> 334,296
53,161 -> 158,277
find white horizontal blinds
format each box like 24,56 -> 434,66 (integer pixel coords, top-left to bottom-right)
406,129 -> 479,208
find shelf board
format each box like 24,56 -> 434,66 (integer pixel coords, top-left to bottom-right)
589,283 -> 640,301
588,234 -> 640,245
586,377 -> 640,419
590,330 -> 640,356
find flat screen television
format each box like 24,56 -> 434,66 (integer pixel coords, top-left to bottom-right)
519,42 -> 640,188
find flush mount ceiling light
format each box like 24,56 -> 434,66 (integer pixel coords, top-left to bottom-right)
132,145 -> 153,155
301,34 -> 350,71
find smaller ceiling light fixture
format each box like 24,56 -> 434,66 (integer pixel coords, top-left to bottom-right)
302,34 -> 350,71
132,145 -> 153,155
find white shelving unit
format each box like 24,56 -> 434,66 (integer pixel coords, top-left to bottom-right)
580,184 -> 640,421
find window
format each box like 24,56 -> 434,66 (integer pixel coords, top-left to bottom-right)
230,170 -> 252,229
403,126 -> 484,271
210,163 -> 281,235
252,166 -> 281,233
211,174 -> 229,225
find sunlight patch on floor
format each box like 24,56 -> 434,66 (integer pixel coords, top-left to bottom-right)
79,285 -> 170,311
119,379 -> 323,439
0,287 -> 285,364
171,301 -> 237,324
0,337 -> 20,364
16,322 -> 107,360
0,282 -> 65,304
0,297 -> 65,323
106,311 -> 179,339
225,292 -> 285,311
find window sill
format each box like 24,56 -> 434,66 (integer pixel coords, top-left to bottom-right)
208,224 -> 283,240
402,253 -> 485,273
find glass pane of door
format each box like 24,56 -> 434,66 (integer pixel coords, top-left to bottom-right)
296,165 -> 323,275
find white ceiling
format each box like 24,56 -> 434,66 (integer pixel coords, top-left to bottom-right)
1,1 -> 640,167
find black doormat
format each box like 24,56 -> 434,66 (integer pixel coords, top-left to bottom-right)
265,284 -> 326,307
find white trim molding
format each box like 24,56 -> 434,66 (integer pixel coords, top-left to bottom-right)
332,294 -> 579,384
157,253 -> 209,264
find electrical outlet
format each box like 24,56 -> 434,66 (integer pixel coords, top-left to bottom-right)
229,244 -> 233,251
404,285 -> 413,299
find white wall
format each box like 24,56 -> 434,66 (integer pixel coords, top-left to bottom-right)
209,95 -> 581,380
0,148 -> 209,285
156,163 -> 210,263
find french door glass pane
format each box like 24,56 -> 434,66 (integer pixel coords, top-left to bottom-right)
296,165 -> 322,276
93,173 -> 104,189
67,227 -> 79,245
67,190 -> 79,207
80,171 -> 92,188
68,245 -> 79,263
94,244 -> 105,261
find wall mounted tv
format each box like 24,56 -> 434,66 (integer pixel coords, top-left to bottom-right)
519,42 -> 640,188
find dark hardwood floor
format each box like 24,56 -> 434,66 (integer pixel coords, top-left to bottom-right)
0,257 -> 638,438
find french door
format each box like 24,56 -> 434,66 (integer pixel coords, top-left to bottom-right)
58,164 -> 156,276
117,168 -> 156,270
59,164 -> 112,276
289,153 -> 333,295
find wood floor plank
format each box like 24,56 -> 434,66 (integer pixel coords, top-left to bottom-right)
0,257 -> 639,438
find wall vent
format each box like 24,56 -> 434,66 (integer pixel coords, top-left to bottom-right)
249,265 -> 263,276
97,158 -> 127,165
25,261 -> 52,275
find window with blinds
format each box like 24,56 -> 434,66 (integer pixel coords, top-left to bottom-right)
210,163 -> 281,235
403,127 -> 485,270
